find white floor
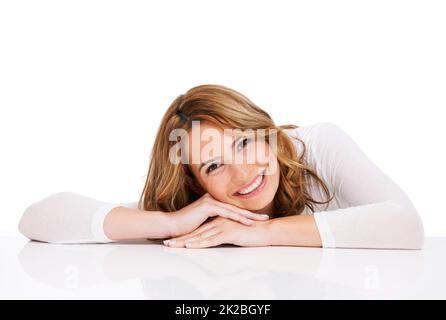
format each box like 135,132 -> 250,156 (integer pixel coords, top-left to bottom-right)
1,236 -> 445,299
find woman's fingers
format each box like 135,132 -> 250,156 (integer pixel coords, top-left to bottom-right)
184,233 -> 225,249
202,194 -> 269,222
183,228 -> 221,244
165,222 -> 215,244
208,206 -> 253,226
213,201 -> 269,221
165,227 -> 220,248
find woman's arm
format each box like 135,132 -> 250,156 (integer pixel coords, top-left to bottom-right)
103,206 -> 174,240
18,191 -> 265,244
267,214 -> 322,247
307,123 -> 425,249
266,123 -> 424,250
18,192 -> 174,244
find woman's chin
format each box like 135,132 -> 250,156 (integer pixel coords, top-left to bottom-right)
239,199 -> 274,214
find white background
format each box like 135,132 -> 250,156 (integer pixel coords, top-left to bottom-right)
1,0 -> 445,237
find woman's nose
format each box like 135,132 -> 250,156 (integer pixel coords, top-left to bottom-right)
230,164 -> 254,182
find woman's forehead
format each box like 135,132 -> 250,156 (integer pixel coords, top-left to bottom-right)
185,122 -> 237,163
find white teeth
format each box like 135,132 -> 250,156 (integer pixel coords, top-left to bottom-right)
237,174 -> 264,195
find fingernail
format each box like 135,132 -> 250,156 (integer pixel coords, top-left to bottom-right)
163,240 -> 170,245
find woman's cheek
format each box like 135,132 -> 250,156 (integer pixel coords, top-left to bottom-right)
254,141 -> 270,164
267,149 -> 279,178
203,177 -> 228,199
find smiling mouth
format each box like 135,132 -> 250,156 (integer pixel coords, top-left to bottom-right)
233,169 -> 267,196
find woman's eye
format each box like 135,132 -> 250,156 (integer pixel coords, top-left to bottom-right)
237,137 -> 252,152
206,163 -> 222,174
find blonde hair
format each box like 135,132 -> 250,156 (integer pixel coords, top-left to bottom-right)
138,84 -> 334,218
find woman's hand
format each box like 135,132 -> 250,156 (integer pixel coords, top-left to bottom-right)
164,216 -> 272,248
168,193 -> 269,238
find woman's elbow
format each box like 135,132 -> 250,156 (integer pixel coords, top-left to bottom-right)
18,206 -> 36,241
18,203 -> 48,243
398,209 -> 425,250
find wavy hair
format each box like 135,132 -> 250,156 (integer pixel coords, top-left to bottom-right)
138,84 -> 334,218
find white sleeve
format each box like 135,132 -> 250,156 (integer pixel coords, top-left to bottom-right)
310,123 -> 425,249
18,192 -> 139,244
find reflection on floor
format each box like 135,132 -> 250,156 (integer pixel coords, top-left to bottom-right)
1,236 -> 445,299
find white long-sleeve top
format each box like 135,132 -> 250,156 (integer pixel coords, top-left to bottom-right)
18,122 -> 425,249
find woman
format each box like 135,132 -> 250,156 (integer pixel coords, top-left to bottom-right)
18,84 -> 425,249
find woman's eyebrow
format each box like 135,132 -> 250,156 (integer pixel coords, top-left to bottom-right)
198,135 -> 244,172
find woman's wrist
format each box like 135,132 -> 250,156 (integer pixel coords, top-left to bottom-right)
266,214 -> 323,247
104,206 -> 176,241
255,220 -> 274,246
161,211 -> 180,239
143,209 -> 178,240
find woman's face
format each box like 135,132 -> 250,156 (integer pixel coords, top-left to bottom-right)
184,121 -> 280,214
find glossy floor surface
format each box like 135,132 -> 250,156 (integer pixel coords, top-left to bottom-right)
1,236 -> 445,299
